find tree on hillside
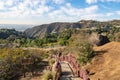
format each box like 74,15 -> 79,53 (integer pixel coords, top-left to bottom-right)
63,32 -> 94,65
77,42 -> 94,65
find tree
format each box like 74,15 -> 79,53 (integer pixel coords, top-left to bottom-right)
34,38 -> 44,47
64,32 -> 94,65
58,39 -> 68,46
77,42 -> 94,65
7,35 -> 16,42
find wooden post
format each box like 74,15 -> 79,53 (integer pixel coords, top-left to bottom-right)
22,65 -> 26,77
21,58 -> 34,77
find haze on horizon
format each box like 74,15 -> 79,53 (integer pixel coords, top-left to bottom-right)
0,0 -> 120,25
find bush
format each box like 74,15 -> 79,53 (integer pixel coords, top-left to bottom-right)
77,42 -> 94,65
41,71 -> 54,80
0,48 -> 43,79
0,48 -> 26,79
49,59 -> 55,66
64,32 -> 94,65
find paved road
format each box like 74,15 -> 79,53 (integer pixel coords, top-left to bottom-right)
60,62 -> 81,80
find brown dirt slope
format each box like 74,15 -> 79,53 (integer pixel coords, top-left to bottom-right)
86,42 -> 120,80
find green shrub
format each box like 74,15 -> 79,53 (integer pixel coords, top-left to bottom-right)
77,42 -> 94,65
63,31 -> 94,65
0,48 -> 26,79
0,48 -> 43,79
41,71 -> 53,80
49,59 -> 55,66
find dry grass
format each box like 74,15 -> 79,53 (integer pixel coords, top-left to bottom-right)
85,42 -> 120,80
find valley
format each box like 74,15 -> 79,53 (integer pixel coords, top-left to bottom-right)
0,20 -> 120,80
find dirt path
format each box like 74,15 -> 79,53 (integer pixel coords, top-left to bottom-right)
23,46 -> 65,51
60,62 -> 81,80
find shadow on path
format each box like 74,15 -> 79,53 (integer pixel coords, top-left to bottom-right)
60,62 -> 74,80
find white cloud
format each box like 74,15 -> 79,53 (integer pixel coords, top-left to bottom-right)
100,4 -> 111,10
105,0 -> 120,2
35,5 -> 51,15
86,0 -> 97,4
106,13 -> 114,16
0,0 -> 98,20
0,0 -> 119,24
84,5 -> 98,13
0,1 -> 5,10
48,4 -> 99,22
86,0 -> 120,4
52,0 -> 65,4
0,0 -> 52,18
5,0 -> 14,7
116,11 -> 120,15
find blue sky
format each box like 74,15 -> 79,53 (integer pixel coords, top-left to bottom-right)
0,0 -> 120,25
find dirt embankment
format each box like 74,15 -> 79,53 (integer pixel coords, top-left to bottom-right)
86,42 -> 120,80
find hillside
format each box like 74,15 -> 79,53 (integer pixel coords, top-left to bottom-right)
0,28 -> 24,39
25,22 -> 81,38
24,20 -> 120,38
85,42 -> 120,80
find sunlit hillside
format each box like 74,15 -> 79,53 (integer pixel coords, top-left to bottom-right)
86,42 -> 120,80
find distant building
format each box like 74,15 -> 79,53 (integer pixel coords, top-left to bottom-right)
51,31 -> 57,34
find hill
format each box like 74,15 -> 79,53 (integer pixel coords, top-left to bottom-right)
24,20 -> 120,38
85,42 -> 120,80
25,22 -> 81,38
0,28 -> 24,39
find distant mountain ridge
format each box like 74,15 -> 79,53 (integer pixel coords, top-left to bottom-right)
0,24 -> 34,31
24,20 -> 120,38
